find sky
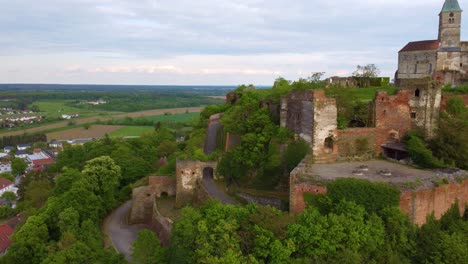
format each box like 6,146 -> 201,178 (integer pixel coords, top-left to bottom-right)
0,0 -> 466,85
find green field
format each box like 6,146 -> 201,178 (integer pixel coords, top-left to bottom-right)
109,126 -> 155,137
30,100 -> 116,118
113,112 -> 200,124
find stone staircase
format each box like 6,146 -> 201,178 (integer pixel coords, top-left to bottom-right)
313,153 -> 338,164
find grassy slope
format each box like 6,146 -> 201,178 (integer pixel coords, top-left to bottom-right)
109,126 -> 154,137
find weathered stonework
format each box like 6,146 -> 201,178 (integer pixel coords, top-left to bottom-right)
204,113 -> 223,155
175,160 -> 218,207
400,181 -> 468,226
289,158 -> 468,226
129,176 -> 176,224
397,1 -> 468,85
280,91 -> 338,163
337,128 -> 377,159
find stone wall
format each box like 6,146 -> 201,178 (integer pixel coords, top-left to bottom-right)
129,176 -> 176,224
398,50 -> 437,80
370,90 -> 412,151
149,199 -> 173,247
407,80 -> 442,138
290,176 -> 468,226
175,160 -> 218,207
337,128 -> 377,158
400,180 -> 468,226
204,113 -> 223,155
280,90 -> 337,159
311,91 -> 338,157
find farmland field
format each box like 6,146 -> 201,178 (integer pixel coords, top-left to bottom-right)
46,125 -> 124,140
112,112 -> 200,124
0,106 -> 204,137
108,126 -> 154,138
30,100 -> 117,118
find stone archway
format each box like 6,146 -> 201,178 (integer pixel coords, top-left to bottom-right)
324,136 -> 334,154
203,167 -> 214,180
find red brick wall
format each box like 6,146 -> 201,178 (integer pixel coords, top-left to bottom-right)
338,128 -> 377,155
290,181 -> 327,214
291,180 -> 467,226
400,180 -> 468,226
440,94 -> 468,110
371,90 -> 412,153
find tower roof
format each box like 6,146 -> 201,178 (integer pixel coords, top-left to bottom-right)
441,0 -> 462,12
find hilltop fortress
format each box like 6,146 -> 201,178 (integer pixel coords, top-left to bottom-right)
397,0 -> 468,85
131,0 -> 468,228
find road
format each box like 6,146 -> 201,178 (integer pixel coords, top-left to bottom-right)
103,201 -> 149,261
202,178 -> 237,205
1,106 -> 204,137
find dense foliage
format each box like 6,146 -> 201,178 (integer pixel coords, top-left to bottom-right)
405,97 -> 468,170
430,97 -> 468,169
325,178 -> 401,214
0,134 -> 47,148
0,157 -> 127,264
167,200 -> 467,263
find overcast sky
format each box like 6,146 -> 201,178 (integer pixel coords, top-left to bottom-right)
0,0 -> 466,85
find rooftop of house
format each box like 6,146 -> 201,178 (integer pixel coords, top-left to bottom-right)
0,224 -> 14,253
400,40 -> 440,52
15,150 -> 28,156
292,160 -> 468,191
0,178 -> 14,189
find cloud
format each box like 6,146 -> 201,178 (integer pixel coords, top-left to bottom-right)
0,0 -> 464,84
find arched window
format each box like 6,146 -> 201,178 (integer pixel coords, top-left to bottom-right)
415,89 -> 420,97
414,63 -> 418,74
428,63 -> 433,74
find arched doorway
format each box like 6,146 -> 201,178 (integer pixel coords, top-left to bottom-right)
203,167 -> 214,180
324,136 -> 334,154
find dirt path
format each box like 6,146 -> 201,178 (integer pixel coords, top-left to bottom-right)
103,201 -> 150,261
0,106 -> 204,137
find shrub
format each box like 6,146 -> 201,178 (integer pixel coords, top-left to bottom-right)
405,132 -> 445,169
327,178 -> 400,214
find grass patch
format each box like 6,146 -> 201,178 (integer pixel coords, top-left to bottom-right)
326,86 -> 398,101
109,126 -> 154,137
30,100 -> 116,118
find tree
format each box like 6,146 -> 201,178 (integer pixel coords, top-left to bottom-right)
352,64 -> 380,87
24,179 -> 53,208
83,123 -> 91,130
132,229 -> 167,264
1,191 -> 16,207
82,156 -> 121,211
12,157 -> 27,176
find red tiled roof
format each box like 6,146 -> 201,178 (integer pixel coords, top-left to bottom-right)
400,40 -> 440,52
32,158 -> 55,166
0,224 -> 13,253
0,178 -> 13,190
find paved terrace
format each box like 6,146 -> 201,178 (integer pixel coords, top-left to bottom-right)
295,160 -> 467,191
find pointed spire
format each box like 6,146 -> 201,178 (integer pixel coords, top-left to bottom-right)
441,0 -> 463,12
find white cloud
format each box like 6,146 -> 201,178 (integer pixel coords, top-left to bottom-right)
0,0 -> 464,84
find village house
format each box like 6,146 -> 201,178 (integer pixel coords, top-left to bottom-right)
0,178 -> 16,197
0,163 -> 11,174
16,144 -> 31,151
3,147 -> 13,154
26,149 -> 56,171
0,224 -> 14,255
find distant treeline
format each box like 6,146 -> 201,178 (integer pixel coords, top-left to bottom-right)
0,91 -> 224,112
0,84 -> 234,95
0,134 -> 47,148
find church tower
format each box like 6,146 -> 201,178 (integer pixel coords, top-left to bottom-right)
438,0 -> 463,48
